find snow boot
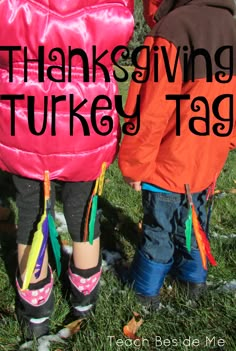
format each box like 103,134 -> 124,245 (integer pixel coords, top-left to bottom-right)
129,250 -> 173,311
68,257 -> 102,318
15,266 -> 54,340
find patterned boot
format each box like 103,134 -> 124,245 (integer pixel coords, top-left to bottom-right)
68,257 -> 101,318
16,266 -> 54,340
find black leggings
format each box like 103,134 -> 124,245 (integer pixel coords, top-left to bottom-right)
13,175 -> 100,245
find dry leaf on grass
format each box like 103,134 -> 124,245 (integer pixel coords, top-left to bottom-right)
215,188 -> 236,195
57,318 -> 84,339
65,318 -> 84,334
123,312 -> 144,340
229,188 -> 236,194
19,320 -> 84,350
137,220 -> 143,233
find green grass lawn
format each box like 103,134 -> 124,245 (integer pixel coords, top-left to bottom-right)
0,74 -> 236,350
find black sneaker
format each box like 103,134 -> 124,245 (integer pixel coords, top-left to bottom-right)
135,294 -> 160,313
185,282 -> 207,299
176,280 -> 207,300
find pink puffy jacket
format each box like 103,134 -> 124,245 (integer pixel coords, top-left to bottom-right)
0,0 -> 134,181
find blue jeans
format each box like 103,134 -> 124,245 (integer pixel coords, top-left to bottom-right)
140,189 -> 208,283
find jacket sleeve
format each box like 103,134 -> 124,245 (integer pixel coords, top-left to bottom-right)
142,0 -> 159,28
118,36 -> 182,181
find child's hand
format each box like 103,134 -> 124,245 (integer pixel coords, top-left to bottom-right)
123,177 -> 141,191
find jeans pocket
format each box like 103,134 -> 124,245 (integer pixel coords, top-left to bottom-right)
156,192 -> 181,204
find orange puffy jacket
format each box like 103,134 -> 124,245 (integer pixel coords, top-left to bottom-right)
119,0 -> 236,193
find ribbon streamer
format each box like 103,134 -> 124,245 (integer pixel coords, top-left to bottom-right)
185,208 -> 192,252
184,184 -> 217,270
192,205 -> 217,270
22,171 -> 61,290
83,162 -> 107,244
184,184 -> 193,253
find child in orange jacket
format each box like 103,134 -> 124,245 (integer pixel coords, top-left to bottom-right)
119,0 -> 236,309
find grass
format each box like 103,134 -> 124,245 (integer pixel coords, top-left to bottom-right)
0,76 -> 236,350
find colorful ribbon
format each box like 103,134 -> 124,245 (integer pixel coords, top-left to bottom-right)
22,171 -> 61,290
184,184 -> 217,270
83,162 -> 106,244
